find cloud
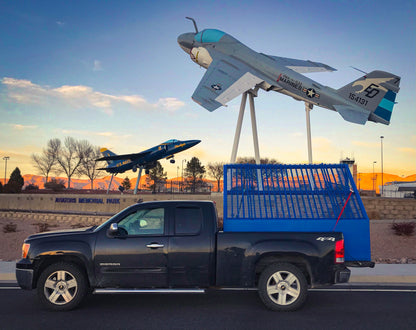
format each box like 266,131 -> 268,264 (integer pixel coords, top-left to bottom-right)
59,129 -> 132,140
398,147 -> 416,155
1,77 -> 185,115
11,124 -> 38,130
156,98 -> 186,112
93,60 -> 103,71
352,140 -> 378,148
56,21 -> 65,27
290,132 -> 303,137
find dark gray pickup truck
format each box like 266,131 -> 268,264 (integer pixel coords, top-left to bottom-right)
16,200 -> 350,311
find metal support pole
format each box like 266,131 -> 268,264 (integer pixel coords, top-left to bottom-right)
248,90 -> 263,191
305,103 -> 313,164
134,166 -> 144,195
106,174 -> 114,194
230,92 -> 248,163
248,92 -> 261,165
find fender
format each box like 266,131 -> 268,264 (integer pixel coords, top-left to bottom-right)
30,239 -> 96,287
240,239 -> 320,286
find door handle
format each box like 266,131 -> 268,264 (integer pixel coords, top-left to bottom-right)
146,243 -> 164,249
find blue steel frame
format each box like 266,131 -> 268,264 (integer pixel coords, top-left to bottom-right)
223,164 -> 371,262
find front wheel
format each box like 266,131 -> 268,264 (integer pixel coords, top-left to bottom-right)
258,263 -> 307,311
37,262 -> 88,311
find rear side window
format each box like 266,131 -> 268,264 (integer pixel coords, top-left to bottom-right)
175,207 -> 202,235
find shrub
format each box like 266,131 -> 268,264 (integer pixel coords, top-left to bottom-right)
34,222 -> 51,233
25,184 -> 39,191
391,222 -> 415,236
3,223 -> 17,233
44,178 -> 65,191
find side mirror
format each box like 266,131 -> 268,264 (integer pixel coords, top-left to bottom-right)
107,223 -> 122,237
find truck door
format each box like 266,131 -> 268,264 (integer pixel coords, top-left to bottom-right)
168,205 -> 215,287
94,206 -> 169,288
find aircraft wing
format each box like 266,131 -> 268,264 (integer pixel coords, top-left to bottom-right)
266,55 -> 337,73
96,150 -> 152,162
192,55 -> 265,111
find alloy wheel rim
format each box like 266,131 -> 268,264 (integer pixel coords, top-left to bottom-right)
266,270 -> 300,305
43,270 -> 78,305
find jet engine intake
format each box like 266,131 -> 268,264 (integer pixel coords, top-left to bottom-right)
190,47 -> 212,69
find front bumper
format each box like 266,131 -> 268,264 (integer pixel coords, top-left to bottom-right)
15,259 -> 34,290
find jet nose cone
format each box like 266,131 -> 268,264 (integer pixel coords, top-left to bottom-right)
177,33 -> 195,53
185,139 -> 201,147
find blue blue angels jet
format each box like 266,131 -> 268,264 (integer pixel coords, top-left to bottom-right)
96,139 -> 200,194
178,18 -> 400,126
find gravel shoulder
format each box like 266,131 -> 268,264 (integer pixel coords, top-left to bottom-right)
1,216 -> 415,263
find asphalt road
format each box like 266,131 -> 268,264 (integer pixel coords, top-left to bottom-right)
1,287 -> 415,330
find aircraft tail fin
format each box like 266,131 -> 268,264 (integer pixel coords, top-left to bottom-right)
336,70 -> 400,125
99,148 -> 117,165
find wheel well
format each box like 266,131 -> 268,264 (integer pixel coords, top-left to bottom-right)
254,255 -> 311,285
33,255 -> 90,289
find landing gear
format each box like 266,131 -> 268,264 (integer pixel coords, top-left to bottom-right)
170,159 -> 175,164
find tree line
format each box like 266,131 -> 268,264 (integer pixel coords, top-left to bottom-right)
28,137 -> 279,192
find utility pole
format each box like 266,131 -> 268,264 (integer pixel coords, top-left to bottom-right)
372,161 -> 377,193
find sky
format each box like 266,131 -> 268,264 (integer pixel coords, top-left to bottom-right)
0,0 -> 415,181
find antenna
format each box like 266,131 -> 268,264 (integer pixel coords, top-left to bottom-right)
186,17 -> 198,33
350,66 -> 368,75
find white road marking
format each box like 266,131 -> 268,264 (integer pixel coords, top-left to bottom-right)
310,288 -> 416,293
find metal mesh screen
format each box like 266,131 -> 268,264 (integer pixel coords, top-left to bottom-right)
224,164 -> 366,220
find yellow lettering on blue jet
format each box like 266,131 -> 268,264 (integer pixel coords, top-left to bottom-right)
174,143 -> 186,148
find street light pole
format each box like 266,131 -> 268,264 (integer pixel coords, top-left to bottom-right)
3,156 -> 9,185
380,136 -> 384,196
177,166 -> 179,192
181,159 -> 187,192
372,161 -> 377,193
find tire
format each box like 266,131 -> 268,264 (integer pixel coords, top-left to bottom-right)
37,262 -> 88,311
258,263 -> 307,311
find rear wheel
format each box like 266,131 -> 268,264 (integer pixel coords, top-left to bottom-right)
258,263 -> 307,311
37,262 -> 87,311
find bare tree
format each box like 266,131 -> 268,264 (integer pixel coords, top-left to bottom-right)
236,157 -> 280,164
31,138 -> 61,184
78,145 -> 104,189
56,137 -> 89,189
207,162 -> 224,192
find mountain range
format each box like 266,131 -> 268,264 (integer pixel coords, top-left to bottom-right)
21,172 -> 416,193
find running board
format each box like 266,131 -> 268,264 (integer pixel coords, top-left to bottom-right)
93,288 -> 205,294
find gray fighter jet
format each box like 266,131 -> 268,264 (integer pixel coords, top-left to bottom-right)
178,19 -> 400,125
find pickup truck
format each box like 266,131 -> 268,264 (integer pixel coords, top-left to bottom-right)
16,200 -> 350,312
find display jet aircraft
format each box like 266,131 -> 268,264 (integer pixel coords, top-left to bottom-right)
96,139 -> 200,194
177,19 -> 400,126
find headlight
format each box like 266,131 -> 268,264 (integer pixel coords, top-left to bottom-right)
22,243 -> 30,259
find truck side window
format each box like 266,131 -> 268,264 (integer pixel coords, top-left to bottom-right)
118,208 -> 165,236
175,207 -> 202,235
